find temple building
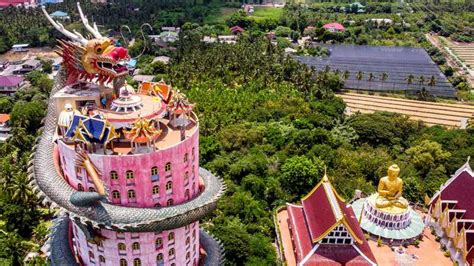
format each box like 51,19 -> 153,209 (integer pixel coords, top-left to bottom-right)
275,174 -> 377,266
428,159 -> 474,266
30,4 -> 225,266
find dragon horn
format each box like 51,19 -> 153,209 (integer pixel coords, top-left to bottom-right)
77,2 -> 103,39
41,6 -> 87,45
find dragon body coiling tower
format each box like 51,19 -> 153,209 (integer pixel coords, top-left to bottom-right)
29,4 -> 225,265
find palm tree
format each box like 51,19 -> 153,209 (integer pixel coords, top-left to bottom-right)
418,75 -> 425,89
406,74 -> 415,91
367,72 -> 375,90
380,72 -> 388,90
428,75 -> 437,90
356,71 -> 364,89
343,70 -> 350,82
10,173 -> 34,205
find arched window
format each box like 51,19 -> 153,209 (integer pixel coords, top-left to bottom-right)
99,255 -> 105,263
166,181 -> 172,192
192,147 -> 195,161
154,203 -> 161,207
126,170 -> 134,179
89,187 -> 96,192
167,199 -> 174,206
88,250 -> 94,260
118,243 -> 126,251
155,237 -> 163,248
133,258 -> 141,266
184,171 -> 189,184
112,190 -> 120,199
77,183 -> 84,191
151,166 -> 158,176
192,229 -> 196,239
132,242 -> 140,250
128,190 -> 136,199
165,162 -> 171,172
151,166 -> 159,182
169,248 -> 175,257
186,236 -> 190,246
156,253 -> 164,262
168,232 -> 174,241
110,171 -> 118,180
120,258 -> 127,266
186,251 -> 190,260
184,153 -> 188,163
152,185 -> 160,195
171,264 -> 175,266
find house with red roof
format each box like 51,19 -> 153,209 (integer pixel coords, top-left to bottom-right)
428,159 -> 474,266
276,174 -> 377,266
0,75 -> 25,96
230,25 -> 244,35
323,22 -> 345,33
0,0 -> 34,8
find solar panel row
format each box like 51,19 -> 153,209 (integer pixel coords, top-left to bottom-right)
295,44 -> 456,98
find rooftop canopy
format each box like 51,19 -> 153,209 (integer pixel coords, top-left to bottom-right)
49,11 -> 68,17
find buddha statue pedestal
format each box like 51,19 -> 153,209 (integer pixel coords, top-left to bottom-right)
352,165 -> 424,242
362,193 -> 412,230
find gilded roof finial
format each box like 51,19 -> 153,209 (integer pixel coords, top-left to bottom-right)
322,166 -> 329,182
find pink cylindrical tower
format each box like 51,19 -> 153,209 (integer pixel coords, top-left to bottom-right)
31,5 -> 225,266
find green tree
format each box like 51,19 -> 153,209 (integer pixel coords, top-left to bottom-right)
279,155 -> 325,198
405,140 -> 451,176
9,101 -> 45,134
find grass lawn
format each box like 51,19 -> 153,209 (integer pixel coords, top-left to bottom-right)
251,7 -> 284,21
204,7 -> 239,25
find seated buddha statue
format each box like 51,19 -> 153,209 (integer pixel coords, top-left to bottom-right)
375,164 -> 409,210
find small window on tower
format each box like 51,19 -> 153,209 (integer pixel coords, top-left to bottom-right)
110,171 -> 118,180
165,162 -> 171,172
112,190 -> 120,199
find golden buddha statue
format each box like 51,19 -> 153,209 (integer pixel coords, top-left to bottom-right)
375,164 -> 409,210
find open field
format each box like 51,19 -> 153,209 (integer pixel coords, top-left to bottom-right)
204,7 -> 239,24
0,47 -> 58,62
251,7 -> 284,21
447,40 -> 474,70
340,92 -> 474,128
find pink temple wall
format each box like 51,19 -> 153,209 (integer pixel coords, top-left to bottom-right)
58,127 -> 200,208
72,220 -> 200,266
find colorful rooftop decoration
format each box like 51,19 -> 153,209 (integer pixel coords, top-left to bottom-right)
168,89 -> 194,115
277,174 -> 377,265
124,116 -> 161,143
138,80 -> 172,103
65,114 -> 118,145
428,159 -> 474,265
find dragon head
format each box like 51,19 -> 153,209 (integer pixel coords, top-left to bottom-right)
83,38 -> 129,79
43,3 -> 130,84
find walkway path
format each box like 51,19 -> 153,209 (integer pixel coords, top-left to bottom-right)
340,92 -> 474,128
276,209 -> 296,266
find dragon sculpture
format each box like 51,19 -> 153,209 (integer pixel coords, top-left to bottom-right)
30,3 -> 225,265
42,4 -> 129,85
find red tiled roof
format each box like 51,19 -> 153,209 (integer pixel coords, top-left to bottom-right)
430,164 -> 474,261
286,175 -> 377,265
287,204 -> 312,262
0,114 -> 10,123
0,75 -> 23,87
0,0 -> 30,7
230,25 -> 244,33
323,22 -> 345,31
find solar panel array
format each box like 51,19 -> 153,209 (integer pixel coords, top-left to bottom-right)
295,44 -> 456,98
